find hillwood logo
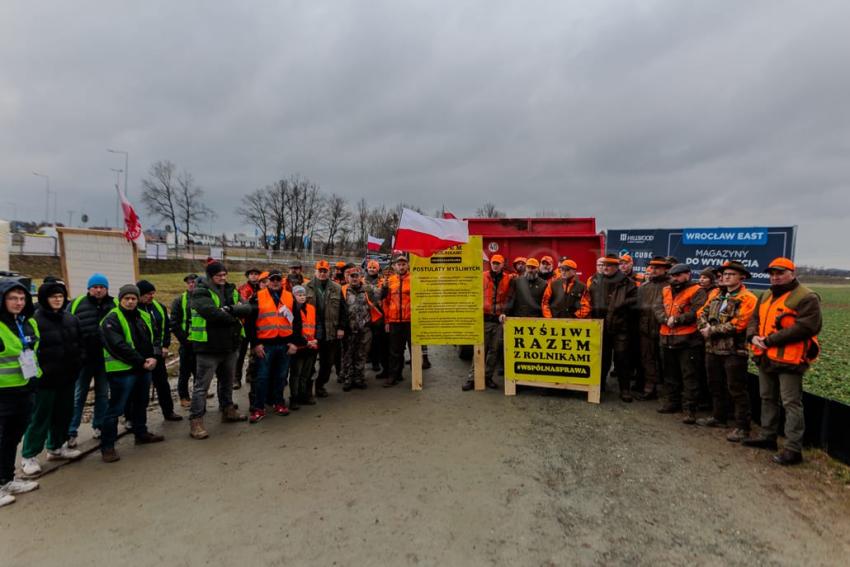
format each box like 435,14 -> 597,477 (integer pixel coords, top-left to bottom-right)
620,233 -> 655,243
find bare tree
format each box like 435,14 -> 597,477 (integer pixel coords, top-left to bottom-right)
321,194 -> 352,254
175,169 -> 214,246
236,188 -> 272,249
140,160 -> 179,239
355,198 -> 369,250
475,202 -> 506,218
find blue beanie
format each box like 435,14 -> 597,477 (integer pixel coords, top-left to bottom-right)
87,273 -> 109,289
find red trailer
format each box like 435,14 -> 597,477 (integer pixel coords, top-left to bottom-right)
466,217 -> 605,281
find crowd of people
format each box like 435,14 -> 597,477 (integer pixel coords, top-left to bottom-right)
0,250 -> 822,508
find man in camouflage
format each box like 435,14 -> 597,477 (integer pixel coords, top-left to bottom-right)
341,267 -> 374,391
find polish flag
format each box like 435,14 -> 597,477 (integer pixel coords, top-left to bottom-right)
116,184 -> 145,249
395,208 -> 468,257
442,210 -> 458,220
367,235 -> 384,251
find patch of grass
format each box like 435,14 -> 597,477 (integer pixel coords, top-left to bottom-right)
803,285 -> 850,406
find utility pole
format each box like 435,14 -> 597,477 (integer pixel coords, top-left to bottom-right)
111,168 -> 123,227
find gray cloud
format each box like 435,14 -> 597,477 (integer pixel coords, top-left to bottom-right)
1,1 -> 848,266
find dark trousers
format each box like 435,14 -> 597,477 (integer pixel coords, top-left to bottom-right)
235,337 -> 249,384
484,320 -> 503,381
0,401 -> 32,484
22,383 -> 75,458
388,322 -> 412,383
661,346 -> 702,411
368,322 -> 388,370
290,349 -> 318,402
102,371 -> 151,450
177,343 -> 196,401
315,339 -> 339,391
251,344 -> 290,410
639,332 -> 662,394
151,355 -> 174,416
705,353 -> 751,429
601,332 -> 632,393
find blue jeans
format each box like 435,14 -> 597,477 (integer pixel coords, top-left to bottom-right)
252,344 -> 290,410
101,370 -> 151,450
68,358 -> 109,437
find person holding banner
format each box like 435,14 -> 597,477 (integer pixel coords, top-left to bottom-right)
541,259 -> 588,319
634,257 -> 671,401
696,261 -> 757,441
744,258 -> 822,466
586,254 -> 638,402
381,254 -> 412,388
654,264 -> 707,421
508,258 -> 546,317
464,254 -> 512,391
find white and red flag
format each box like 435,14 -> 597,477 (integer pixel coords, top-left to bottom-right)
394,208 -> 468,257
442,209 -> 458,219
116,184 -> 145,249
367,235 -> 384,251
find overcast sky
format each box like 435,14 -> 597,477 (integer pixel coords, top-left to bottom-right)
2,1 -> 848,267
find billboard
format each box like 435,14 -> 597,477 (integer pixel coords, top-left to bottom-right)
607,226 -> 796,289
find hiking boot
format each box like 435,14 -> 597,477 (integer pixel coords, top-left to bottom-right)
47,446 -> 82,460
190,418 -> 209,439
21,457 -> 41,476
772,449 -> 803,466
682,412 -> 697,425
656,405 -> 681,414
726,428 -> 750,443
462,379 -> 475,391
180,398 -> 191,408
248,409 -> 265,424
300,396 -> 317,406
273,404 -> 290,416
101,448 -> 120,463
742,436 -> 778,450
289,398 -> 300,410
635,390 -> 658,401
485,379 -> 498,390
221,405 -> 247,422
342,382 -> 353,392
163,413 -> 184,422
696,417 -> 727,428
422,355 -> 432,370
620,392 -> 633,403
135,432 -> 165,444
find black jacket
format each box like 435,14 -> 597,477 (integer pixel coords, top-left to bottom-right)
170,291 -> 191,344
509,276 -> 549,317
70,293 -> 116,358
33,292 -> 84,388
190,278 -> 252,354
100,307 -> 155,373
0,280 -> 38,414
587,271 -> 637,334
139,299 -> 170,350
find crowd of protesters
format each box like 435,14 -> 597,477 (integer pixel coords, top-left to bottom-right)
0,249 -> 822,508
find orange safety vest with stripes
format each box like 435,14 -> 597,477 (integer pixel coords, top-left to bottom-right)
660,284 -> 701,336
255,288 -> 295,340
751,286 -> 820,365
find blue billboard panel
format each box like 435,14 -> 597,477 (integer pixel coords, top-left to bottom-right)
608,226 -> 796,289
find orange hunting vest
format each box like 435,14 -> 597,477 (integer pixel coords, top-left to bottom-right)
660,284 -> 700,336
300,303 -> 316,341
255,288 -> 294,340
383,274 -> 411,323
483,272 -> 512,316
751,287 -> 820,365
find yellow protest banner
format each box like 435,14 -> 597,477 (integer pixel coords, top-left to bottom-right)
410,236 -> 484,345
503,317 -> 603,403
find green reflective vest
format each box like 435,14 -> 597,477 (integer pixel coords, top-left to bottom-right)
0,318 -> 41,388
188,289 -> 244,343
102,308 -> 154,373
143,299 -> 167,346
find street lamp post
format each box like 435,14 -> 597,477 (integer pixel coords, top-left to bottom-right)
107,148 -> 129,197
111,168 -> 123,227
32,172 -> 50,224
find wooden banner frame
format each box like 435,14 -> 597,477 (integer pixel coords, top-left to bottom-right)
58,227 -> 139,298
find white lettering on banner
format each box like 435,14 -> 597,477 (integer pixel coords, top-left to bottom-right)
694,249 -> 750,259
683,231 -> 766,242
687,257 -> 762,268
619,233 -> 655,243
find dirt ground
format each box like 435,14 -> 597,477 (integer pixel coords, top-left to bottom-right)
2,346 -> 849,566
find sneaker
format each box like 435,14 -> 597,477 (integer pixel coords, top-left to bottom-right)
2,479 -> 39,494
772,449 -> 803,466
273,404 -> 290,416
92,428 -> 102,439
0,490 -> 14,508
21,457 -> 42,476
66,436 -> 78,449
248,409 -> 265,424
47,447 -> 82,460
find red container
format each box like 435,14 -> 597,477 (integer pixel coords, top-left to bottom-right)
466,217 -> 605,280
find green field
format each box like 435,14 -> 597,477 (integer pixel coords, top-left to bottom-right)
143,274 -> 850,406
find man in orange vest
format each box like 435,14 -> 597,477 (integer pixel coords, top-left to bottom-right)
696,261 -> 758,441
541,259 -> 588,319
245,270 -> 298,423
464,254 -> 512,391
743,258 -> 822,465
381,254 -> 412,387
654,264 -> 707,421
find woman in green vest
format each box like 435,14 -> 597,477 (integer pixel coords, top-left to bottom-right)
0,279 -> 41,507
98,284 -> 164,463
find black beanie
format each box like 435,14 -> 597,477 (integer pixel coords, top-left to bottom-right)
206,261 -> 226,278
136,279 -> 156,296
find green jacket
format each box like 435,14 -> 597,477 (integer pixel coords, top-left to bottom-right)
305,278 -> 344,341
189,278 -> 251,354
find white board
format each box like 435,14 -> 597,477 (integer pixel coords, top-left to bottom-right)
0,220 -> 9,272
145,242 -> 168,260
58,228 -> 138,298
210,246 -> 224,260
22,234 -> 57,255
